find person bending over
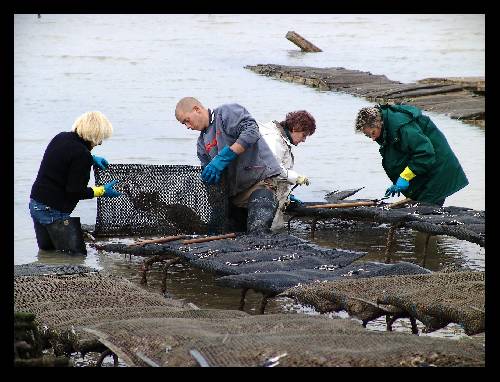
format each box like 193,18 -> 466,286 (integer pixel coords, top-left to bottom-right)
354,104 -> 468,206
258,110 -> 316,230
175,97 -> 282,233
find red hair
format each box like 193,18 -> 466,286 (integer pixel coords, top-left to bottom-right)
281,110 -> 316,135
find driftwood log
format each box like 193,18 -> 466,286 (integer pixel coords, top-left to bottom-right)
286,31 -> 322,52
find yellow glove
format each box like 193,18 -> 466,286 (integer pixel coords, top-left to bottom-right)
400,166 -> 416,181
92,186 -> 105,197
296,175 -> 310,186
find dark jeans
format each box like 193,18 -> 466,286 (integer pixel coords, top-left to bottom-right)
29,199 -> 71,225
29,199 -> 71,250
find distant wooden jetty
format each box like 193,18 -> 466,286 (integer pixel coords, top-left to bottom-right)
245,64 -> 484,127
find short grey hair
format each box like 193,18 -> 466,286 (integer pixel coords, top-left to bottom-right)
354,106 -> 382,132
175,97 -> 204,119
72,111 -> 113,146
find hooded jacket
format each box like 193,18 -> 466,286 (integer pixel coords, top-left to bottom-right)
377,104 -> 468,204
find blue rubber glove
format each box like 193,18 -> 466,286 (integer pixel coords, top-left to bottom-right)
385,177 -> 410,197
92,155 -> 109,170
103,180 -> 122,197
201,146 -> 238,184
289,194 -> 303,204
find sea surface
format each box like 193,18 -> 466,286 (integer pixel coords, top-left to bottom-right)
14,14 -> 485,341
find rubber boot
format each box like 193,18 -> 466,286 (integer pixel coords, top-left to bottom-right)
46,217 -> 87,255
226,205 -> 248,233
246,188 -> 278,234
33,220 -> 55,250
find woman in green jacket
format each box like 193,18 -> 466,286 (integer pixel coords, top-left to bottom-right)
354,104 -> 468,206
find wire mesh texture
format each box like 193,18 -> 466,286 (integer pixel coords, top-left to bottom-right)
282,270 -> 485,335
14,266 -> 485,367
94,164 -> 228,236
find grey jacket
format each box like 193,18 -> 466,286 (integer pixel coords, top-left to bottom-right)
197,104 -> 281,197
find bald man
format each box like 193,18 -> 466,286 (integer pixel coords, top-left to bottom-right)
175,97 -> 282,233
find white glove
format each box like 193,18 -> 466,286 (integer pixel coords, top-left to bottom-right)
296,175 -> 310,186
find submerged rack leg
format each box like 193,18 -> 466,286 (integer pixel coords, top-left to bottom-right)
421,232 -> 432,268
140,254 -> 176,286
386,315 -> 394,331
96,349 -> 118,367
384,223 -> 400,264
161,258 -> 183,295
112,353 -> 118,367
239,288 -> 249,311
410,317 -> 419,335
259,294 -> 269,314
140,263 -> 150,285
161,263 -> 168,295
310,218 -> 318,239
385,313 -> 406,331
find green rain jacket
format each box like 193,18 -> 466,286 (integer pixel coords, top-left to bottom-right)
377,104 -> 468,204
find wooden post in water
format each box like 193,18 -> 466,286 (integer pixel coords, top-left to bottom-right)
286,31 -> 322,52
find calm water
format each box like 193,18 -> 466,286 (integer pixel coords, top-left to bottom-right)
14,14 -> 485,338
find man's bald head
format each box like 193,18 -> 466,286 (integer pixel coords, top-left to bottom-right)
175,97 -> 209,131
175,97 -> 204,119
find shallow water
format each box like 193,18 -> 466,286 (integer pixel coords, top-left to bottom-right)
14,14 -> 485,341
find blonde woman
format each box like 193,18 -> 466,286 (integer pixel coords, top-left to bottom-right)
29,111 -> 121,254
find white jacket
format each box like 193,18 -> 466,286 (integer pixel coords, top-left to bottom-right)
257,121 -> 300,184
257,120 -> 304,230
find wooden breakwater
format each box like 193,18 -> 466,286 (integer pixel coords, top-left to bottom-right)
245,64 -> 484,126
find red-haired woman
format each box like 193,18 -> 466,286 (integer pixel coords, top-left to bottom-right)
258,110 -> 316,230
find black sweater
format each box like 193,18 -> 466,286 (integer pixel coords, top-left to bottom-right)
30,132 -> 95,213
